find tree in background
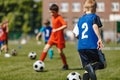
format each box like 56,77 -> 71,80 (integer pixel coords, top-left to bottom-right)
0,0 -> 42,39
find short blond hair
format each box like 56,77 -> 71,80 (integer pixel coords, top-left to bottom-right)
83,0 -> 97,13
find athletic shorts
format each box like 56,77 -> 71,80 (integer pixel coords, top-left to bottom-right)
78,49 -> 106,67
0,41 -> 3,47
2,39 -> 8,45
47,40 -> 65,49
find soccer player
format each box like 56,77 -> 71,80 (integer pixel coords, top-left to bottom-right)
0,24 -> 4,54
39,4 -> 69,70
73,0 -> 106,80
0,19 -> 9,54
36,19 -> 53,59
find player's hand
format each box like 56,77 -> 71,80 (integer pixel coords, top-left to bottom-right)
97,39 -> 104,50
52,29 -> 57,32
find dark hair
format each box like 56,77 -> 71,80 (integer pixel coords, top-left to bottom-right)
49,4 -> 59,12
44,20 -> 50,26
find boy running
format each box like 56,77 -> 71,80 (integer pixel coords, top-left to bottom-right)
39,4 -> 69,70
73,0 -> 106,80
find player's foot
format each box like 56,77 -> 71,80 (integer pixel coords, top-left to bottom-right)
83,71 -> 89,80
85,64 -> 97,80
62,64 -> 69,70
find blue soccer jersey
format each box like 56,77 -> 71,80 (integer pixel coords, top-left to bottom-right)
75,13 -> 102,50
40,26 -> 52,42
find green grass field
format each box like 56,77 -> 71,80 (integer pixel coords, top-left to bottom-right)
0,39 -> 120,80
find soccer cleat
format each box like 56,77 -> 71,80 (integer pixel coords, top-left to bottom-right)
62,64 -> 69,70
85,64 -> 97,80
83,71 -> 89,80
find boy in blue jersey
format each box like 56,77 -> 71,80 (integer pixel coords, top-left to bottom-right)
36,20 -> 53,59
73,0 -> 106,80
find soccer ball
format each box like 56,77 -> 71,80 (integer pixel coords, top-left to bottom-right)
11,49 -> 17,56
33,60 -> 45,72
4,53 -> 11,58
28,52 -> 37,60
67,72 -> 81,80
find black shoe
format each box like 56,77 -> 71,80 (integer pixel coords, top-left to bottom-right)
85,64 -> 97,80
83,71 -> 89,80
62,64 -> 69,70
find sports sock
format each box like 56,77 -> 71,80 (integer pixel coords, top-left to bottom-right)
39,52 -> 47,61
48,49 -> 53,59
60,53 -> 67,65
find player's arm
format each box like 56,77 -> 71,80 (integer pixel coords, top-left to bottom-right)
52,25 -> 67,32
93,24 -> 104,50
5,23 -> 9,33
93,16 -> 104,50
36,27 -> 44,41
36,32 -> 42,41
3,20 -> 9,33
73,24 -> 79,39
52,16 -> 67,32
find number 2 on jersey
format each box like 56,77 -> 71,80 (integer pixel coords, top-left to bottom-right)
81,23 -> 88,39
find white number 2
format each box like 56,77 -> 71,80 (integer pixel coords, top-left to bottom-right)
81,23 -> 88,39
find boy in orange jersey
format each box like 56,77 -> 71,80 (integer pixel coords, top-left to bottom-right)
39,4 -> 69,70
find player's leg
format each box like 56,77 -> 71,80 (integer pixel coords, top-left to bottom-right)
0,40 -> 8,53
57,48 -> 68,70
78,49 -> 97,80
98,50 -> 107,68
48,48 -> 54,59
39,44 -> 51,61
4,39 -> 8,53
92,50 -> 107,70
45,41 -> 54,59
4,44 -> 8,53
0,41 -> 2,54
0,41 -> 3,54
83,71 -> 89,80
84,64 -> 97,80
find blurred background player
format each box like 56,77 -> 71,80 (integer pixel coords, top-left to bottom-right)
36,19 -> 54,59
73,0 -> 106,80
0,24 -> 4,54
0,19 -> 9,54
39,4 -> 69,70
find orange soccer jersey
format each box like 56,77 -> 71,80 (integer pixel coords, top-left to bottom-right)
48,15 -> 67,49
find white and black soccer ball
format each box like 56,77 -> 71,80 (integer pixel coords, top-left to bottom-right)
4,53 -> 11,58
28,52 -> 37,60
33,60 -> 45,72
11,49 -> 17,56
67,72 -> 81,80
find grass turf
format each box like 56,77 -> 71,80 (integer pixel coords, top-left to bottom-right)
0,39 -> 120,80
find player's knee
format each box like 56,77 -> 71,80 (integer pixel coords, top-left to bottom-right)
99,61 -> 107,69
43,47 -> 48,52
103,61 -> 107,69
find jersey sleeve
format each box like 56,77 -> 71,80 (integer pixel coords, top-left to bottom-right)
59,16 -> 67,25
93,16 -> 102,28
73,24 -> 79,37
40,27 -> 45,32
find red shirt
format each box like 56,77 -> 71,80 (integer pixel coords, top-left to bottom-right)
48,15 -> 67,44
0,25 -> 8,41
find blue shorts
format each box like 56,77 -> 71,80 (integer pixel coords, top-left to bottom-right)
78,49 -> 106,68
0,41 -> 3,47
